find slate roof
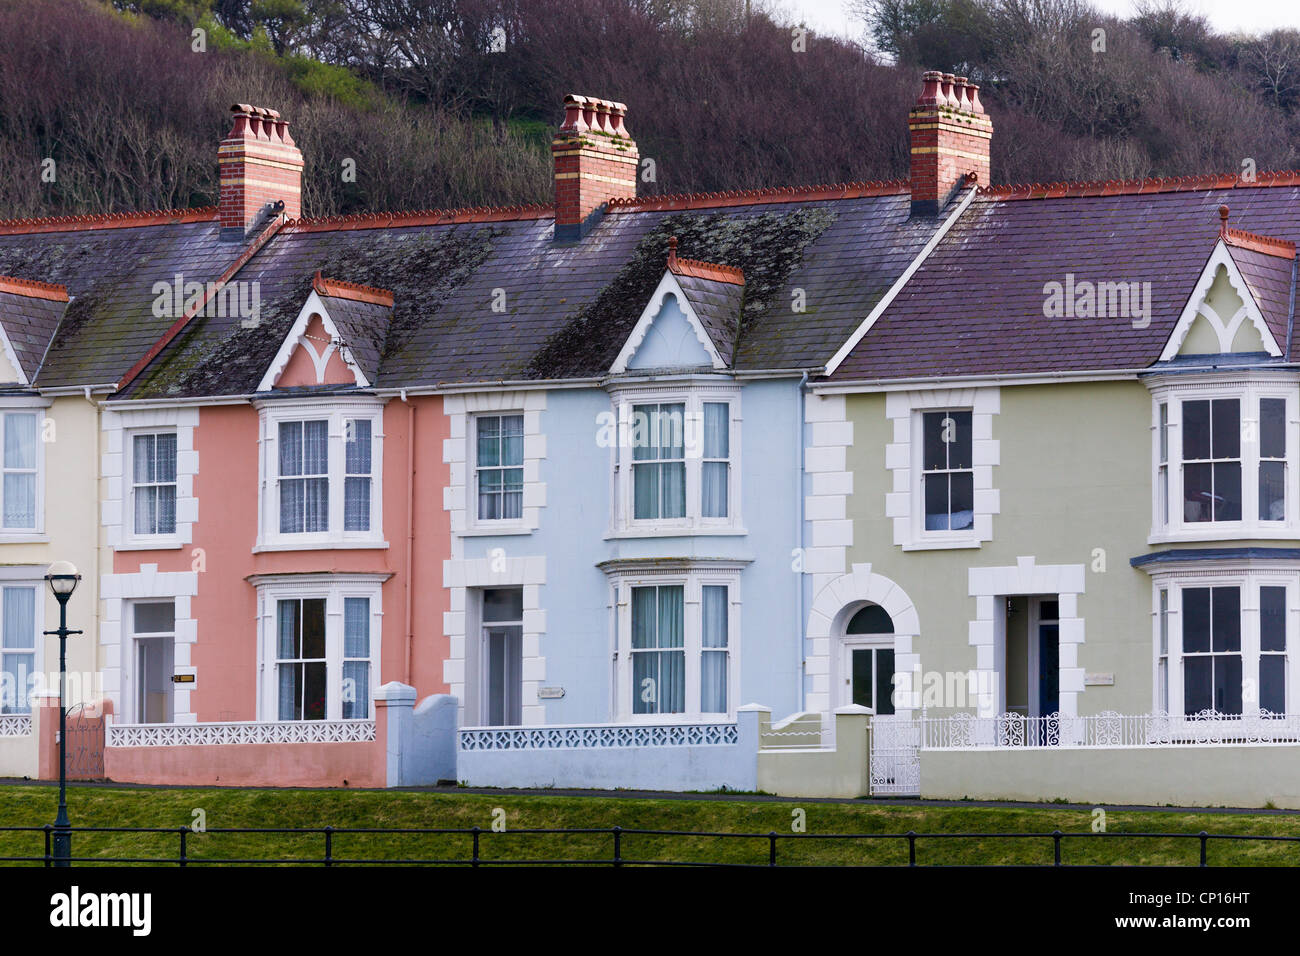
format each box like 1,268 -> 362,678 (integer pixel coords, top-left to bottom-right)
672,270 -> 744,367
830,184 -> 1300,381
109,188 -> 938,398
314,292 -> 392,384
0,282 -> 66,380
1223,240 -> 1296,354
0,211 -> 243,388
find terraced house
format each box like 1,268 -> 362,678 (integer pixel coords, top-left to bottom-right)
5,72 -> 1300,806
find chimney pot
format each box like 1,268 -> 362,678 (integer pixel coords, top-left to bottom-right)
553,92 -> 638,240
909,68 -> 992,216
941,73 -> 958,108
917,70 -> 944,106
953,77 -> 970,111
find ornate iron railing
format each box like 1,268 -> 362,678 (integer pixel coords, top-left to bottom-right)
0,714 -> 32,737
459,721 -> 739,751
921,710 -> 1300,749
107,719 -> 376,747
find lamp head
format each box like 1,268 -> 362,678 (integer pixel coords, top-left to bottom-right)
45,560 -> 80,600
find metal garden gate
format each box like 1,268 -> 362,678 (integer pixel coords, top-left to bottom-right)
65,703 -> 105,780
869,715 -> 920,796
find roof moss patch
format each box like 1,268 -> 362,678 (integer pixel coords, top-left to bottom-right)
528,207 -> 835,379
129,226 -> 500,397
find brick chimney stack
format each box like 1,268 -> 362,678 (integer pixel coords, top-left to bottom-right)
909,71 -> 992,217
552,94 -> 639,240
219,104 -> 304,236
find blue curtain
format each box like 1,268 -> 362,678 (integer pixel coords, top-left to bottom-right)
701,585 -> 728,712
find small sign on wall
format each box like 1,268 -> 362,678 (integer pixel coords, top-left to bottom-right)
171,674 -> 195,684
1084,673 -> 1114,686
538,686 -> 565,699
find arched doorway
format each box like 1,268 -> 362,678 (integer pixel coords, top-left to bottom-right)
838,602 -> 896,715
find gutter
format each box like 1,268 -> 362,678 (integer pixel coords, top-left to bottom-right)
824,184 -> 979,377
796,371 -> 808,713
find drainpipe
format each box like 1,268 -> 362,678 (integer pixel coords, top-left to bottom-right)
401,389 -> 415,686
796,371 -> 808,713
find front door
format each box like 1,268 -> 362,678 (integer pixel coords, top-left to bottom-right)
484,626 -> 522,726
135,637 -> 173,724
842,643 -> 895,715
1036,600 -> 1060,717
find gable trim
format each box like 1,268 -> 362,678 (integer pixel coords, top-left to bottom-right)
257,289 -> 371,392
610,270 -> 727,374
1160,241 -> 1283,360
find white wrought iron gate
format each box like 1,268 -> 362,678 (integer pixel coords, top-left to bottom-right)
869,715 -> 920,796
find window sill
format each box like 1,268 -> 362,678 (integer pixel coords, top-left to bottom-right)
901,537 -> 981,552
606,527 -> 748,540
116,538 -> 184,552
253,540 -> 389,553
1149,526 -> 1294,545
0,533 -> 48,544
458,525 -> 535,537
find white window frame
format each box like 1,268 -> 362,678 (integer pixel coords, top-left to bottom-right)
471,411 -> 527,526
126,599 -> 177,724
0,401 -> 47,539
884,387 -> 999,551
608,381 -> 743,536
253,574 -> 383,722
255,399 -> 386,551
1148,375 -> 1298,543
0,569 -> 44,715
607,563 -> 742,722
126,429 -> 180,543
475,586 -> 524,726
1148,565 -> 1298,720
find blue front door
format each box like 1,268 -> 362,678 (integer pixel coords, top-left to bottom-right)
1038,623 -> 1060,717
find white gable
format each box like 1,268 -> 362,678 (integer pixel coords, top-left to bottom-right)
257,289 -> 370,391
610,271 -> 727,374
0,324 -> 27,385
1161,241 -> 1282,360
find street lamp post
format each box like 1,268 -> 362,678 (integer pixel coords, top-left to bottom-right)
44,560 -> 81,867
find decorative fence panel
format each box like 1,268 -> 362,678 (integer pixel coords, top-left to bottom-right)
0,714 -> 31,737
921,710 -> 1300,750
107,719 -> 376,748
459,721 -> 738,751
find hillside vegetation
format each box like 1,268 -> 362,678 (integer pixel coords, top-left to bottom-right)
0,0 -> 1297,219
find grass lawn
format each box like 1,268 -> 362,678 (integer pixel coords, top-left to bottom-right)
2,784 -> 1299,866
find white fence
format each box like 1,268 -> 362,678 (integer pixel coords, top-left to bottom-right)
107,719 -> 376,747
921,710 -> 1300,749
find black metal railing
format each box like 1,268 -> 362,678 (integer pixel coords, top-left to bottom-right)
1,824 -> 1298,866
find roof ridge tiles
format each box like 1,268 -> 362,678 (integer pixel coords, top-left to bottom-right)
0,275 -> 70,301
670,257 -> 745,285
607,180 -> 910,212
981,170 -> 1300,201
1223,227 -> 1297,259
312,270 -> 396,306
285,203 -> 554,232
0,206 -> 218,235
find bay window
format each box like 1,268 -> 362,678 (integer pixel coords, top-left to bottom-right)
611,387 -> 740,533
256,575 -> 381,721
258,401 -> 383,548
608,563 -> 741,720
1148,379 -> 1296,540
1146,567 -> 1296,719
